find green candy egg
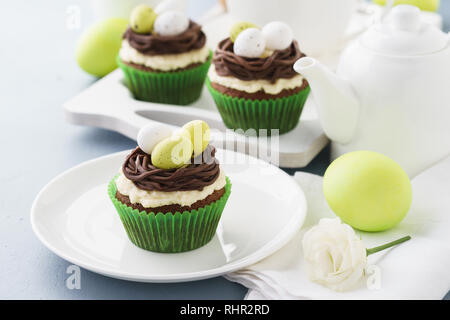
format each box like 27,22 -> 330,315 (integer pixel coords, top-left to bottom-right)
151,134 -> 193,169
182,120 -> 211,156
76,18 -> 128,77
323,151 -> 412,232
230,21 -> 259,42
130,4 -> 157,34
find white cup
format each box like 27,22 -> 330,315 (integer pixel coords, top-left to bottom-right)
226,0 -> 359,55
91,0 -> 163,20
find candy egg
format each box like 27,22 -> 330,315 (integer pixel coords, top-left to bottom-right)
233,28 -> 266,58
262,21 -> 293,51
323,151 -> 412,232
153,11 -> 189,36
137,123 -> 173,155
130,4 -> 157,34
76,18 -> 128,77
182,120 -> 210,156
151,135 -> 194,169
230,21 -> 259,42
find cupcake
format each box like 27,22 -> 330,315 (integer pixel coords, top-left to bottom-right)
207,21 -> 310,135
117,4 -> 212,105
108,120 -> 231,253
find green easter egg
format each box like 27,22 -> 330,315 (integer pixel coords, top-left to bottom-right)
230,21 -> 259,42
373,0 -> 439,11
76,18 -> 128,77
130,4 -> 157,34
323,151 -> 412,232
182,120 -> 211,156
151,135 -> 194,169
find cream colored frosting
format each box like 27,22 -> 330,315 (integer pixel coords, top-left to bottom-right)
119,40 -> 210,72
208,65 -> 305,95
115,169 -> 227,208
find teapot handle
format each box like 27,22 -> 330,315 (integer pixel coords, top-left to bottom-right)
379,0 -> 395,23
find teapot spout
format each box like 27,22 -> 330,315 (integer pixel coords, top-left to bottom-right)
294,57 -> 359,144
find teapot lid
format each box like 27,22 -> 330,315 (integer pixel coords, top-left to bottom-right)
361,5 -> 449,56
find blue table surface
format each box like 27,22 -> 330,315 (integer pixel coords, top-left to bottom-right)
0,0 -> 448,299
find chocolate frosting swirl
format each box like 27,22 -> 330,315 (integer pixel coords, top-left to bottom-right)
122,145 -> 220,192
213,38 -> 305,83
123,21 -> 206,55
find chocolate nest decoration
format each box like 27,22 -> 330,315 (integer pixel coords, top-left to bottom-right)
122,145 -> 220,192
212,38 -> 305,83
123,21 -> 206,55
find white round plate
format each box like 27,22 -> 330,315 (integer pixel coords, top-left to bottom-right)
31,149 -> 307,283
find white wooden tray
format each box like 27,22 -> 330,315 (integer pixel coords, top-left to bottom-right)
64,70 -> 328,168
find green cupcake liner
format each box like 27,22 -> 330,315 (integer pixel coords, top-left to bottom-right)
117,51 -> 212,105
206,78 -> 310,135
108,176 -> 231,253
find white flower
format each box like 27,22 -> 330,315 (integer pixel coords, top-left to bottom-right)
302,218 -> 367,291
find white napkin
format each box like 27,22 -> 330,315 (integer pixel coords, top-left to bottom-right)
225,156 -> 450,300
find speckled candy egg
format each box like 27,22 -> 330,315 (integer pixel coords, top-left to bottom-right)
262,21 -> 293,51
137,123 -> 173,155
151,134 -> 194,169
182,120 -> 210,156
233,28 -> 266,58
230,21 -> 259,42
130,4 -> 157,34
153,11 -> 189,36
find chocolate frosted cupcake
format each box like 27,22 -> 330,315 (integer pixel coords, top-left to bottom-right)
207,21 -> 310,135
108,120 -> 231,253
117,5 -> 212,105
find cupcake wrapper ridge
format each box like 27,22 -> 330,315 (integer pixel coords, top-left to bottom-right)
207,78 -> 310,135
118,51 -> 212,105
108,175 -> 231,253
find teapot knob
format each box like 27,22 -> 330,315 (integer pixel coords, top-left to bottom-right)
391,5 -> 421,32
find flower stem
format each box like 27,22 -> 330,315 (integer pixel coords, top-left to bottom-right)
366,236 -> 411,256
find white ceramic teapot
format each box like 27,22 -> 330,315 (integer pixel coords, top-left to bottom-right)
294,5 -> 450,177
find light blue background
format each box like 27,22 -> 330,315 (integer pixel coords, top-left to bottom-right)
0,0 -> 448,299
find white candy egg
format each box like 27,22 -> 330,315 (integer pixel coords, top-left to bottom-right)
153,11 -> 189,36
137,123 -> 173,154
262,21 -> 293,51
155,0 -> 187,14
233,28 -> 266,58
